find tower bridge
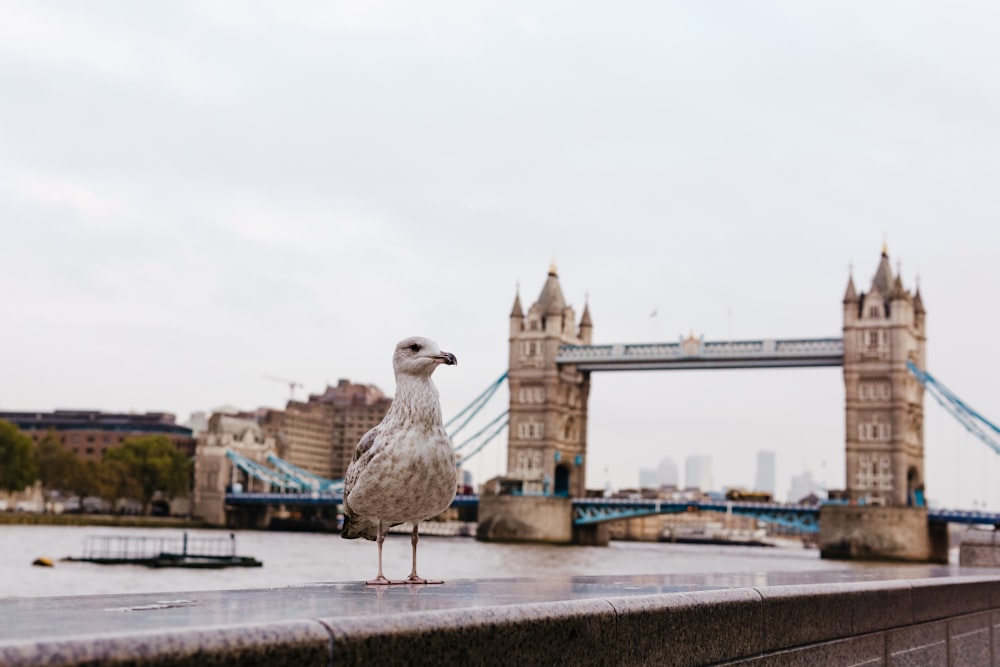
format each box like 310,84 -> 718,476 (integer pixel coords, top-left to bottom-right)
499,247 -> 926,508
479,246 -> 950,560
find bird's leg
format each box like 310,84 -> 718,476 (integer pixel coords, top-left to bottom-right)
366,521 -> 392,585
406,522 -> 443,584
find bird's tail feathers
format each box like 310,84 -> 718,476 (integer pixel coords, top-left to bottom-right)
341,506 -> 379,541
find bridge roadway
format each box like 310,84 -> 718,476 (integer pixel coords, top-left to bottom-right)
224,493 -> 1000,531
555,337 -> 845,371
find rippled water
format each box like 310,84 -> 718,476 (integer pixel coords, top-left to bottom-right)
0,525 -> 954,599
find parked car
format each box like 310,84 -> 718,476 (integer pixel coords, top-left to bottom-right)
15,501 -> 43,513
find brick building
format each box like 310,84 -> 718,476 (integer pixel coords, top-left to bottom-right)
0,410 -> 195,461
262,379 -> 391,480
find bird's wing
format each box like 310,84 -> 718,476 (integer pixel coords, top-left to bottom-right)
343,426 -> 379,499
341,426 -> 380,541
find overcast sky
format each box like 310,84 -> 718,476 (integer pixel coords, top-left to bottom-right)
2,1 -> 998,506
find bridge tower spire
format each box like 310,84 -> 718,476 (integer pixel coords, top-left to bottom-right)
842,245 -> 927,506
506,263 -> 591,497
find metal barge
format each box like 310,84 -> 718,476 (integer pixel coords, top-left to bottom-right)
65,532 -> 262,568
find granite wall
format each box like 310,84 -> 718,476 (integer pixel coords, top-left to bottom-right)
4,576 -> 1000,666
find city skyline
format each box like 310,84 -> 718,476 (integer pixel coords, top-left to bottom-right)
2,2 -> 1000,510
755,451 -> 777,497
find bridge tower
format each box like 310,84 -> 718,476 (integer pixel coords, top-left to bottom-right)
842,245 -> 927,506
507,263 -> 592,497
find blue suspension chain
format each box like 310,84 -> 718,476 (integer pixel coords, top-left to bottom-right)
907,360 -> 1000,454
458,420 -> 510,466
445,371 -> 508,433
453,410 -> 510,453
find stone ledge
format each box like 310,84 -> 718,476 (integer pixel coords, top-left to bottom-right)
0,621 -> 332,667
4,574 -> 1000,666
960,530 -> 1000,567
607,589 -> 763,665
321,599 -> 616,666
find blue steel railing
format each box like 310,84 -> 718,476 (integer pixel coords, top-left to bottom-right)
572,498 -> 822,532
224,492 -> 481,508
222,492 -> 1000,530
572,499 -> 1000,530
928,508 -> 1000,526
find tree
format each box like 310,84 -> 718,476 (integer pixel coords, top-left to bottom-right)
103,435 -> 190,514
86,459 -> 141,510
34,430 -> 80,493
0,419 -> 36,492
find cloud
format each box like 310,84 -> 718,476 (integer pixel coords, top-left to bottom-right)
0,2 -> 141,79
9,172 -> 128,224
1,1 -> 999,508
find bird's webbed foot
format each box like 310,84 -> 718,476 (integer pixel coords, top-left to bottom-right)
405,575 -> 444,585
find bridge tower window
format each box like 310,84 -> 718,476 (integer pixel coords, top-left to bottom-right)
856,453 -> 894,491
858,418 -> 892,442
859,382 -> 892,401
518,386 -> 545,403
521,341 -> 543,357
517,421 -> 544,439
879,456 -> 894,490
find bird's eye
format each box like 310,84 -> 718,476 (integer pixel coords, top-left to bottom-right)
408,343 -> 421,352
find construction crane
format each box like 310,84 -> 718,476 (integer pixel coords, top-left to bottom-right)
261,375 -> 305,400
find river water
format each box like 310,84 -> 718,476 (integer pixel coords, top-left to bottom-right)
0,525 -> 957,600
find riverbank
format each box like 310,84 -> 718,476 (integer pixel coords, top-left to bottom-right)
0,513 -> 212,530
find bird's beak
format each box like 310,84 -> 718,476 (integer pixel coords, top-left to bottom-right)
436,352 -> 458,366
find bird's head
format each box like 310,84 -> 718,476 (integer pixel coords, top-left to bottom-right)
392,336 -> 457,377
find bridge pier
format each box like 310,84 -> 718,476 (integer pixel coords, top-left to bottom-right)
476,495 -> 609,545
477,495 -> 572,543
572,523 -> 610,546
818,505 -> 948,563
225,504 -> 272,530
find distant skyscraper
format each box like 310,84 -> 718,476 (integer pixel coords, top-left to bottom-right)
183,411 -> 209,437
685,455 -> 713,492
754,450 -> 776,495
657,457 -> 679,488
460,468 -> 474,493
788,469 -> 822,503
639,457 -> 679,490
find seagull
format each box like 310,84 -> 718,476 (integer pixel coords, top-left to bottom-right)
341,336 -> 458,585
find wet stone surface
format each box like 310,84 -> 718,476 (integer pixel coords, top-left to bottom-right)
4,568 -> 1000,666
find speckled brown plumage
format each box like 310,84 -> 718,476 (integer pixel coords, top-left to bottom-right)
341,336 -> 458,584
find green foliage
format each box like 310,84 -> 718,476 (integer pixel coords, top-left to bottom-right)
0,420 -> 37,492
2,426 -> 191,514
103,435 -> 190,513
88,458 -> 141,506
34,430 -> 79,493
